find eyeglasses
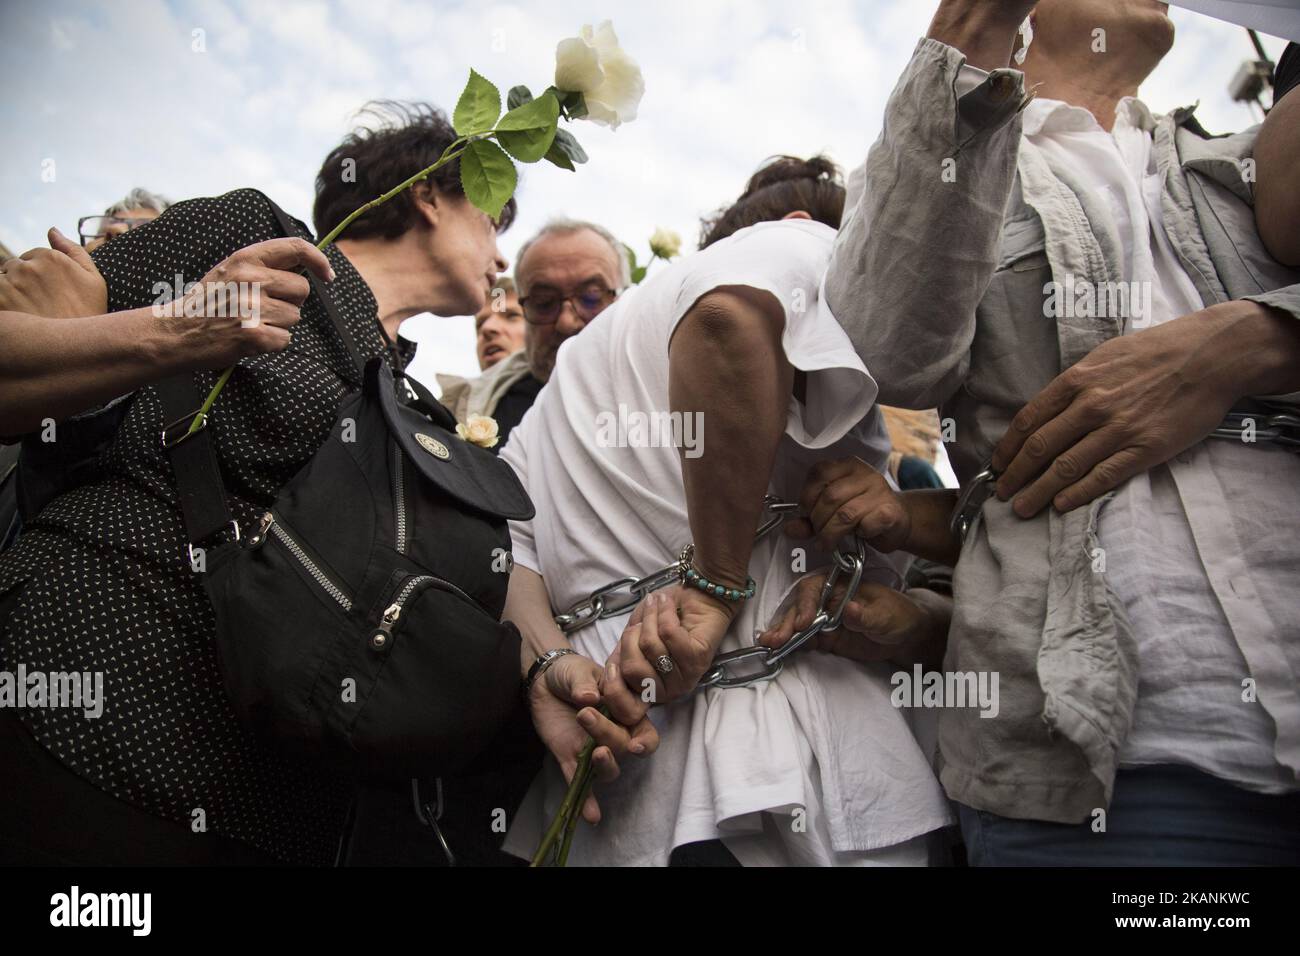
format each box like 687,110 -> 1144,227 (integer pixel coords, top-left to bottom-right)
519,283 -> 617,325
77,215 -> 154,246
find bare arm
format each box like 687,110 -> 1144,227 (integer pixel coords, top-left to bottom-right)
670,287 -> 793,595
504,563 -> 572,677
0,236 -> 334,436
1255,85 -> 1300,267
0,307 -> 182,435
607,286 -> 794,708
505,562 -> 659,824
927,0 -> 1036,73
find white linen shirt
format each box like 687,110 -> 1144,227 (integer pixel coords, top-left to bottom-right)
1020,95 -> 1300,793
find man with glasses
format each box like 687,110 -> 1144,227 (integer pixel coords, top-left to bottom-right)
439,217 -> 629,451
77,187 -> 171,251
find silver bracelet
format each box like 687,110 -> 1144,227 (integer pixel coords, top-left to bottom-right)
523,648 -> 576,695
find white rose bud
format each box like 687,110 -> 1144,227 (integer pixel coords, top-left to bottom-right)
456,415 -> 500,449
648,227 -> 682,260
554,21 -> 644,130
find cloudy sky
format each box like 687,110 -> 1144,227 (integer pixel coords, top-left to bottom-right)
0,0 -> 1289,385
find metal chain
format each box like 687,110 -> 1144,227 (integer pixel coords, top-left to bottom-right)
696,537 -> 867,691
1209,411 -> 1300,449
949,411 -> 1300,545
550,496 -> 868,692
552,496 -> 799,635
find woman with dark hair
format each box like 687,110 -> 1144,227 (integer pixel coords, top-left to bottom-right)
498,156 -> 955,866
698,154 -> 847,249
0,101 -> 516,864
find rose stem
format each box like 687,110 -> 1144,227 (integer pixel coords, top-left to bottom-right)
530,700 -> 610,866
186,138 -> 473,435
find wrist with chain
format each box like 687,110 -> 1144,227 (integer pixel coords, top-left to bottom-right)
678,544 -> 754,608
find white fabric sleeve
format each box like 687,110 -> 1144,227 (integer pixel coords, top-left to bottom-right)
668,220 -> 880,451
499,418 -> 541,575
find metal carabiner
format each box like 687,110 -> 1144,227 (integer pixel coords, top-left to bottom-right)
821,538 -> 867,632
762,537 -> 866,667
763,609 -> 831,667
950,461 -> 999,541
754,496 -> 802,540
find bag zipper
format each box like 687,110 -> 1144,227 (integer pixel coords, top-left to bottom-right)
254,511 -> 353,612
369,572 -> 491,650
392,441 -> 408,555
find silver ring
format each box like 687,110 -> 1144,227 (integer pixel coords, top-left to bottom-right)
654,655 -> 675,675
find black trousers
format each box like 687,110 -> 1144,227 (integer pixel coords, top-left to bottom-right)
668,841 -> 742,866
0,706 -> 278,865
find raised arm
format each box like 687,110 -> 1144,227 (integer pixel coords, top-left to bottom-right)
1255,80 -> 1300,267
824,0 -> 1033,409
0,237 -> 334,436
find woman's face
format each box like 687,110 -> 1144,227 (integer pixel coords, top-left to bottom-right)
424,192 -> 508,317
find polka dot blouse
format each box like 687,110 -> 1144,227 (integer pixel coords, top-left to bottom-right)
0,189 -> 411,864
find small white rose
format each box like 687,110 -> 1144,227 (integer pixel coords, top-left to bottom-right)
456,415 -> 500,449
554,21 -> 644,130
648,227 -> 682,260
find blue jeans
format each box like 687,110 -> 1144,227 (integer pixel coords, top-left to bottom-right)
959,765 -> 1300,866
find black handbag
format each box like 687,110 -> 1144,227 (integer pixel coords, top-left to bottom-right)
157,198 -> 535,779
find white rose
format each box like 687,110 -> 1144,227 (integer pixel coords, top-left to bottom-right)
648,227 -> 682,260
456,415 -> 500,449
554,21 -> 644,130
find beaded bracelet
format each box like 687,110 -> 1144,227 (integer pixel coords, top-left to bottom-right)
677,544 -> 756,602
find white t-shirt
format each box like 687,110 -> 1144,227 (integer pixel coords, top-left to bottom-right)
499,220 -> 954,866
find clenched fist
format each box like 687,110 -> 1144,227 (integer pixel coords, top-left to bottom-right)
0,227 -> 107,318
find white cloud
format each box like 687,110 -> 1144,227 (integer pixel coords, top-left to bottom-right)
0,0 -> 1286,385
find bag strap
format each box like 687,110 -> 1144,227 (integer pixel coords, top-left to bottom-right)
159,191 -> 359,546
157,373 -> 237,546
260,193 -> 366,382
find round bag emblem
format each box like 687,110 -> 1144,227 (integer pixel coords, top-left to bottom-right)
415,433 -> 451,460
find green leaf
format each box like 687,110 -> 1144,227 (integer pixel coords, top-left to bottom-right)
506,85 -> 534,110
453,69 -> 501,135
495,93 -> 560,163
543,127 -> 589,171
460,138 -> 517,220
631,265 -> 648,285
497,126 -> 558,164
496,92 -> 559,131
624,243 -> 638,270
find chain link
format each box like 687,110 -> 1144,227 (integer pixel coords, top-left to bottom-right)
550,496 -> 868,692
697,537 -> 867,690
1210,411 -> 1300,449
553,496 -> 798,635
948,411 -> 1300,546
